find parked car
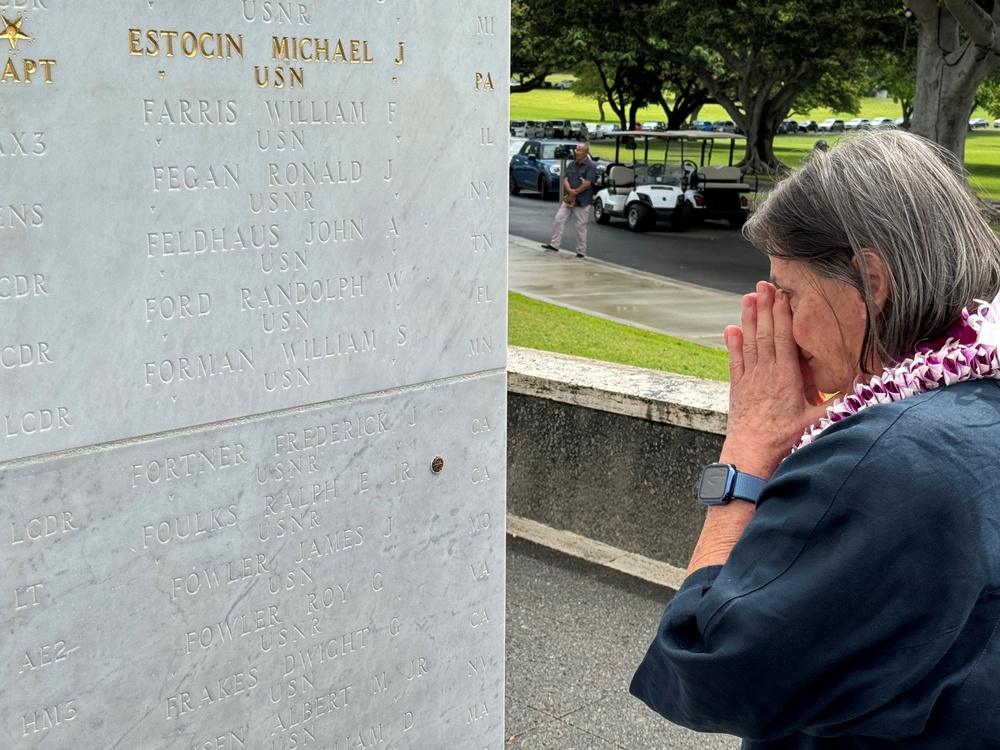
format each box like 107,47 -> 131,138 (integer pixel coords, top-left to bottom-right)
970,118 -> 990,130
777,119 -> 799,134
518,120 -> 543,137
712,120 -> 737,133
690,120 -> 714,131
554,79 -> 573,89
586,122 -> 617,139
869,117 -> 896,129
509,139 -> 604,199
543,119 -> 586,139
817,118 -> 845,132
642,121 -> 668,132
798,119 -> 818,132
994,119 -> 1000,128
510,120 -> 528,137
844,118 -> 870,130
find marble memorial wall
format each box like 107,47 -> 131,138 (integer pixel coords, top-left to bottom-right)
1,1 -> 508,747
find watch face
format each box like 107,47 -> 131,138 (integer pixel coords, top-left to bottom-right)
699,464 -> 733,502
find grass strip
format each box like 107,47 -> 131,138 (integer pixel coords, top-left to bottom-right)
508,291 -> 730,381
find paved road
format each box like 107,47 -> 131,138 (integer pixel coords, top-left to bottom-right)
509,192 -> 770,295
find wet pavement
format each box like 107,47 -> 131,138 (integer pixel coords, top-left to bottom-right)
508,235 -> 744,350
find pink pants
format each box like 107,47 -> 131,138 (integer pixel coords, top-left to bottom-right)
550,203 -> 589,255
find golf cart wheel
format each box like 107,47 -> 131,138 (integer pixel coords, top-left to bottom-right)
539,176 -> 551,200
594,200 -> 610,225
509,170 -> 520,195
626,203 -> 649,232
672,203 -> 691,233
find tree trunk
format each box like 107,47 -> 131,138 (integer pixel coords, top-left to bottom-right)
909,1 -> 1000,166
740,120 -> 782,174
628,101 -> 642,130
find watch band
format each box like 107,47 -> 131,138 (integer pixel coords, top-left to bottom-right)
730,470 -> 767,504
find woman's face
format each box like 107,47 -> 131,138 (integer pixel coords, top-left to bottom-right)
769,257 -> 872,395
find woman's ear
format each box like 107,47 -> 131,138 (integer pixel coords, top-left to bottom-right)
854,250 -> 890,310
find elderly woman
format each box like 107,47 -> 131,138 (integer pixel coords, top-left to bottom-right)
630,130 -> 1000,747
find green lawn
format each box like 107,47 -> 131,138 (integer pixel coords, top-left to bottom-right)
508,292 -> 731,381
510,85 -> 993,128
512,89 -> 1000,198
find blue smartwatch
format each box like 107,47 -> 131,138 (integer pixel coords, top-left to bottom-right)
697,463 -> 766,506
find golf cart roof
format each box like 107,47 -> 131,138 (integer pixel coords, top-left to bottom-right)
612,130 -> 746,142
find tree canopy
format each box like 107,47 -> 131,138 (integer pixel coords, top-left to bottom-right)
512,0 -> 994,168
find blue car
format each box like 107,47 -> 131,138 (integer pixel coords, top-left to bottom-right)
509,139 -> 582,200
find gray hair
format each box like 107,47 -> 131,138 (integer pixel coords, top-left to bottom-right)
745,129 -> 1000,370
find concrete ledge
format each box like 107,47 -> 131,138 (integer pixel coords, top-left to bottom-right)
507,348 -> 729,570
507,514 -> 687,591
507,346 -> 729,435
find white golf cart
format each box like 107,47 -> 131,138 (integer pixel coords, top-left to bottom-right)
592,131 -> 752,232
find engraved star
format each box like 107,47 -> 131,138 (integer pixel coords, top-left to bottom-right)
1,16 -> 29,50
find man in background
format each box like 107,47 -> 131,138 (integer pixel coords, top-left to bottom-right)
542,142 -> 597,259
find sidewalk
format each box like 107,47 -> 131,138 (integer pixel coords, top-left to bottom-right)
508,235 -> 743,350
505,236 -> 742,749
505,536 -> 740,749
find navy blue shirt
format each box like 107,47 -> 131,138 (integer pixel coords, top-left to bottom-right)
631,380 -> 1000,748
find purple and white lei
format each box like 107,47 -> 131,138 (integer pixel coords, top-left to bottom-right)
795,292 -> 1000,450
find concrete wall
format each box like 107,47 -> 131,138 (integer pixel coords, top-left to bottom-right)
507,347 -> 729,571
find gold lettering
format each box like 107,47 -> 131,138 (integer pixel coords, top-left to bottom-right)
39,60 -> 55,84
272,36 -> 290,61
2,58 -> 18,84
132,31 -> 241,60
226,34 -> 244,59
199,33 -> 214,58
181,32 -> 198,58
144,29 -> 159,56
162,30 -> 178,57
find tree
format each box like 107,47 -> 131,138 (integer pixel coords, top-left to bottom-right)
653,58 -> 714,130
527,1 -> 665,129
867,43 -> 917,126
586,50 -> 667,130
904,0 -> 1000,164
977,72 -> 1000,120
510,0 -> 567,91
571,62 -> 610,121
640,0 -> 899,172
